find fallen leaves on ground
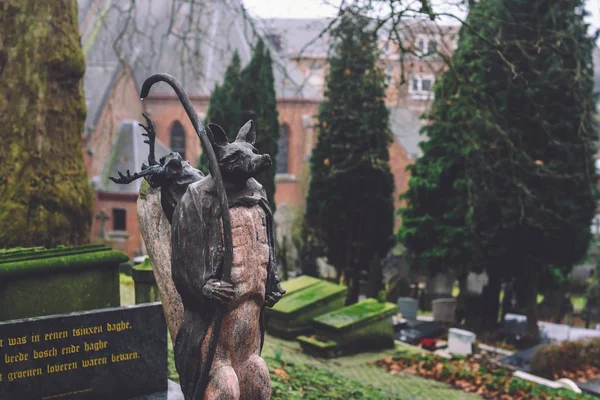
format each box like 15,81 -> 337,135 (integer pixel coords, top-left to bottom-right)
376,351 -> 597,400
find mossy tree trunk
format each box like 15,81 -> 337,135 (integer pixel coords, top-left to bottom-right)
0,1 -> 93,248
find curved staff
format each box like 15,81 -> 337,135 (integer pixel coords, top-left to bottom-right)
140,73 -> 233,400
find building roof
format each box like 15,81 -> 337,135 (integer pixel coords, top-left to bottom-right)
97,120 -> 172,193
388,106 -> 425,159
260,18 -> 333,59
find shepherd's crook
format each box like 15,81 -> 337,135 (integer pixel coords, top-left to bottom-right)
140,73 -> 233,400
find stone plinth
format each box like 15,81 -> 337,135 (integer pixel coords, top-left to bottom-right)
132,258 -> 160,304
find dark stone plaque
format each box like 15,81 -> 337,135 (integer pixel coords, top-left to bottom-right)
0,303 -> 167,400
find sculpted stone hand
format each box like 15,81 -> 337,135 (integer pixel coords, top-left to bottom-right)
265,284 -> 286,308
202,278 -> 235,304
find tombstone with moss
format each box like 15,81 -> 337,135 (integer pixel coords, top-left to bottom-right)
297,298 -> 397,358
265,275 -> 347,339
0,244 -> 127,321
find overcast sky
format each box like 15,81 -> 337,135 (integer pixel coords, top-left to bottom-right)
244,0 -> 600,36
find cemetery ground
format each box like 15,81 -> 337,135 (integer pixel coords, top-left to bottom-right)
117,275 -> 600,399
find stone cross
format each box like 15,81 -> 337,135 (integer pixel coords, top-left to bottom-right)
96,210 -> 110,239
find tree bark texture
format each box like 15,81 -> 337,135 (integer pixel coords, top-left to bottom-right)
0,0 -> 93,248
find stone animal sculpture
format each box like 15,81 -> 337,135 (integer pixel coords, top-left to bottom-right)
109,113 -> 205,224
111,73 -> 285,400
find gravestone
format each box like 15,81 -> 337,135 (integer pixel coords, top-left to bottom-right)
447,328 -> 476,355
432,298 -> 456,323
266,278 -> 347,339
397,297 -> 418,320
0,245 -> 126,321
0,303 -> 181,399
297,298 -> 397,357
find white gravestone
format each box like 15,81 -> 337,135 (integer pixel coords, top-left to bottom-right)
448,328 -> 476,355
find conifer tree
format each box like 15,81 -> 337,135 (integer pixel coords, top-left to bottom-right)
198,51 -> 243,174
200,42 -> 280,210
240,39 -> 280,210
466,0 -> 598,338
305,10 -> 395,305
398,4 -> 493,326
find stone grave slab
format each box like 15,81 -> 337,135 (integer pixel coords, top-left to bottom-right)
395,320 -> 446,345
0,303 -> 169,399
0,245 -> 126,321
279,275 -> 322,296
266,279 -> 347,339
297,298 -> 396,357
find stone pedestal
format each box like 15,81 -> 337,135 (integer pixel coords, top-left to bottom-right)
132,261 -> 160,304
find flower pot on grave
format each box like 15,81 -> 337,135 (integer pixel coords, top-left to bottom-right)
298,298 -> 397,357
432,298 -> 457,323
0,245 -> 126,321
265,277 -> 347,339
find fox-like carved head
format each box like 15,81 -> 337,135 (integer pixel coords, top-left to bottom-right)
207,120 -> 272,183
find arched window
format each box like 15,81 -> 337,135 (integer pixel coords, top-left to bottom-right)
276,124 -> 289,174
170,121 -> 186,160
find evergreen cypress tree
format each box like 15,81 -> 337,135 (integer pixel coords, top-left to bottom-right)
201,42 -> 280,210
398,4 -> 495,327
240,39 -> 280,210
466,0 -> 598,338
198,51 -> 243,174
305,10 -> 395,305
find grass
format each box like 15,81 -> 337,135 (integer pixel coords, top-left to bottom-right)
269,357 -> 398,399
166,334 -> 479,399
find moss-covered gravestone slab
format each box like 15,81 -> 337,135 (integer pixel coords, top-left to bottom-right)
0,245 -> 127,321
279,275 -> 322,295
265,278 -> 347,339
298,298 -> 397,358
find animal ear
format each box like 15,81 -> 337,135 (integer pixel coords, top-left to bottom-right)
207,123 -> 229,147
235,120 -> 256,144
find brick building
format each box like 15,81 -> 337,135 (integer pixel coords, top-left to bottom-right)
77,0 -> 459,258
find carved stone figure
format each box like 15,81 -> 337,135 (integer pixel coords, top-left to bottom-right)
111,74 -> 285,400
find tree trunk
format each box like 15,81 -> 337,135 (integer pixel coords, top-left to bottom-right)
366,254 -> 383,299
455,273 -> 468,324
0,0 -> 93,248
525,270 -> 541,340
463,275 -> 502,330
346,267 -> 361,305
480,275 -> 501,327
